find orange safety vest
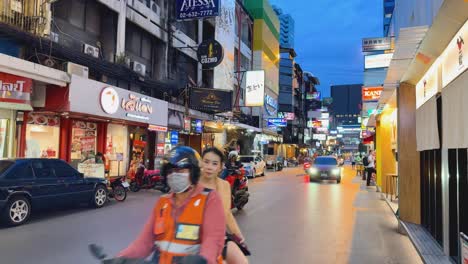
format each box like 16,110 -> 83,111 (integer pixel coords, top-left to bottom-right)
153,188 -> 223,264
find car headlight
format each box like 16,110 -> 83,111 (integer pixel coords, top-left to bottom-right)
309,168 -> 318,174
332,168 -> 341,175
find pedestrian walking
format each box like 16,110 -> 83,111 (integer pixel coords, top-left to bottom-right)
366,150 -> 376,187
351,154 -> 356,170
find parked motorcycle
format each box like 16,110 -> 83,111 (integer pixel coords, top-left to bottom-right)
225,167 -> 249,210
89,244 -> 207,264
129,167 -> 169,193
107,176 -> 129,202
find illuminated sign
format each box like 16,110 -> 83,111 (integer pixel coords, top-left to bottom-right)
362,86 -> 383,101
245,70 -> 265,106
362,37 -> 392,52
365,53 -> 393,69
441,20 -> 467,88
313,134 -> 327,141
416,59 -> 439,109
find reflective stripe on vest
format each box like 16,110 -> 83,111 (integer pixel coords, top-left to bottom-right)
155,241 -> 201,255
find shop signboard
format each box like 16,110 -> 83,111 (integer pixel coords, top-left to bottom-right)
197,40 -> 224,69
69,75 -> 168,126
364,53 -> 393,69
416,62 -> 439,109
170,131 -> 179,145
245,70 -> 265,107
191,119 -> 203,134
441,20 -> 467,88
156,144 -> 165,157
189,87 -> 232,113
0,72 -> 33,110
309,100 -> 322,110
313,134 -> 327,141
362,37 -> 392,52
78,163 -> 105,179
176,0 -> 220,20
362,86 -> 383,101
278,112 -> 295,120
148,125 -> 168,132
264,95 -> 278,116
184,117 -> 191,131
267,118 -> 287,127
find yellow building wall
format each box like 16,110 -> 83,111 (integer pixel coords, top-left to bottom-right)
376,107 -> 397,192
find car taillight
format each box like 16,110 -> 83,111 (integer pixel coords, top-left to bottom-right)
304,163 -> 310,169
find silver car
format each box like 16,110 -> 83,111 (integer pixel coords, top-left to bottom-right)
305,156 -> 342,183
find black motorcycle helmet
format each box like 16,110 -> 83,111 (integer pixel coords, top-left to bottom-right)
160,146 -> 201,185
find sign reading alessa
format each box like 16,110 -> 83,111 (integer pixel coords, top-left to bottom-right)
362,86 -> 383,101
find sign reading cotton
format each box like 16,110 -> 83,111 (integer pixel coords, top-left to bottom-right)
176,0 -> 220,20
245,70 -> 265,106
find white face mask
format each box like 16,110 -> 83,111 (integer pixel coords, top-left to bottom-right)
167,172 -> 191,193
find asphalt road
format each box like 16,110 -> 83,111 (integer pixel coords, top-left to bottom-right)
0,166 -> 421,264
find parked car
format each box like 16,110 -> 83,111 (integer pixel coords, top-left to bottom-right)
305,156 -> 342,183
238,155 -> 266,178
265,156 -> 283,171
0,159 -> 108,226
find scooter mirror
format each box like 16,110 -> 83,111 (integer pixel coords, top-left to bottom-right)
89,244 -> 107,260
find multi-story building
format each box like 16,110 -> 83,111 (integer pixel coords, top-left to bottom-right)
244,0 -> 281,155
272,5 -> 294,49
330,84 -> 362,128
371,1 -> 468,263
0,0 -> 255,169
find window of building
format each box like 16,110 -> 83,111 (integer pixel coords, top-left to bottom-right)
55,0 -> 101,36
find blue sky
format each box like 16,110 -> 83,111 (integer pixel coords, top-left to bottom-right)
270,0 -> 383,97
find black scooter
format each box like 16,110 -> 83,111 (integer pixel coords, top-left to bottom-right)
89,244 -> 207,264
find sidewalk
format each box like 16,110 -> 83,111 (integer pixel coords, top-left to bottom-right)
340,174 -> 423,264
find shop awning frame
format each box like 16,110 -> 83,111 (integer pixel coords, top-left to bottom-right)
0,53 -> 70,87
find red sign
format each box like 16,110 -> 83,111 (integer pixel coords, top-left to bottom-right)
362,87 -> 383,101
0,72 -> 33,104
133,140 -> 147,148
148,125 -> 168,132
156,143 -> 165,156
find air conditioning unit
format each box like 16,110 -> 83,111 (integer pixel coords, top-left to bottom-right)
150,1 -> 161,16
66,62 -> 89,79
83,43 -> 99,58
131,61 -> 146,76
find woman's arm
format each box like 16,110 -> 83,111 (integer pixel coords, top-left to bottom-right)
117,210 -> 156,259
220,180 -> 243,239
200,191 -> 226,264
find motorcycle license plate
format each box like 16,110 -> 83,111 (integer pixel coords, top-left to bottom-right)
122,182 -> 130,188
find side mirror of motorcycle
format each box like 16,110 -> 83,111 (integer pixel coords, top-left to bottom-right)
89,244 -> 107,260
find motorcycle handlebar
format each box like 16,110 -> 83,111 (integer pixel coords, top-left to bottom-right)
89,244 -> 207,264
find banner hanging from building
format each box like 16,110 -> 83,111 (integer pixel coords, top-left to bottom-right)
176,0 -> 220,20
189,87 -> 232,113
245,70 -> 265,106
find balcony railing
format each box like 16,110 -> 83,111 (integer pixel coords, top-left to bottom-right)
0,0 -> 48,35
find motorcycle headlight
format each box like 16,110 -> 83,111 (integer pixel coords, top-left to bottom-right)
332,168 -> 341,175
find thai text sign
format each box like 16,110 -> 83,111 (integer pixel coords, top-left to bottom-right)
0,72 -> 33,107
78,163 -> 105,179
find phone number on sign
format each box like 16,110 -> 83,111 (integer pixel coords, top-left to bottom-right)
179,10 -> 214,19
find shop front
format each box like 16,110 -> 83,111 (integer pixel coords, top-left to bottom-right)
36,75 -> 168,177
0,72 -> 33,158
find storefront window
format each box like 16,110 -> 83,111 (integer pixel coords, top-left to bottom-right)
127,126 -> 147,177
70,120 -> 97,168
105,124 -> 129,177
0,119 -> 9,158
25,114 -> 60,158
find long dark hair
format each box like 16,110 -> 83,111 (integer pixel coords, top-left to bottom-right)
202,147 -> 225,164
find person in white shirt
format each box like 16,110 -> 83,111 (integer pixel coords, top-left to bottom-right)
366,150 -> 376,186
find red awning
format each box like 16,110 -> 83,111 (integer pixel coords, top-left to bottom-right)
363,134 -> 374,144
